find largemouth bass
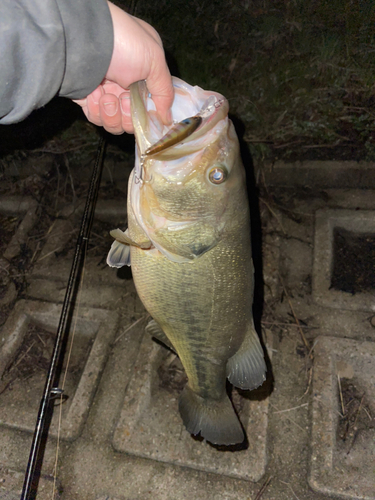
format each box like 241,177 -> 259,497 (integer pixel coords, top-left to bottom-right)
107,77 -> 266,445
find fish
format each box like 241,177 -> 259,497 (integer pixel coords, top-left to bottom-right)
107,77 -> 266,445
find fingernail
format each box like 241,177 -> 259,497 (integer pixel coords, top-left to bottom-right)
103,101 -> 118,116
166,110 -> 173,124
120,96 -> 131,117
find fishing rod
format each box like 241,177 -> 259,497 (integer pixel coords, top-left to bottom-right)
20,135 -> 106,500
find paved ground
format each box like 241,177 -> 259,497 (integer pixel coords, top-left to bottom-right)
0,158 -> 374,500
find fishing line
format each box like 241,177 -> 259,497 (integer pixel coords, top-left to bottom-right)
52,248 -> 89,499
20,135 -> 106,500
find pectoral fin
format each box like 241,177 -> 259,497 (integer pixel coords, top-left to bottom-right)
106,228 -> 151,268
109,228 -> 151,249
106,239 -> 131,268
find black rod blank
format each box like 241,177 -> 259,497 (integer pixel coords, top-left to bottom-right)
20,136 -> 106,500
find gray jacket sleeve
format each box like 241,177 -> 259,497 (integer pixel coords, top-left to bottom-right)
0,0 -> 114,124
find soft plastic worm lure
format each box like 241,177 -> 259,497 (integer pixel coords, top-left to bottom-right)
145,115 -> 202,156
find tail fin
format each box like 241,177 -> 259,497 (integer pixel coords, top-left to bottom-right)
178,385 -> 244,445
226,323 -> 266,390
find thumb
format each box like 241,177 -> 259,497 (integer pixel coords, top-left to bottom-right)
146,65 -> 174,125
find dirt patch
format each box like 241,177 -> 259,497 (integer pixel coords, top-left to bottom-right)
0,324 -> 55,395
53,217 -> 113,262
158,352 -> 187,393
0,215 -> 21,254
337,377 -> 375,454
0,321 -> 94,396
331,227 -> 375,294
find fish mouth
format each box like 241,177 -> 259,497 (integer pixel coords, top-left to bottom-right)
130,77 -> 229,162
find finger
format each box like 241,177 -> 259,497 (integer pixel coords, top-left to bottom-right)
122,14 -> 174,125
146,59 -> 174,126
119,91 -> 134,134
99,93 -> 124,135
101,80 -> 128,98
85,87 -> 104,126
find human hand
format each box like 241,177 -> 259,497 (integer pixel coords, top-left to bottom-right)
74,1 -> 173,134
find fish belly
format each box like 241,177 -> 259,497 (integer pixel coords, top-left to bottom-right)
134,234 -> 252,382
126,163 -> 266,444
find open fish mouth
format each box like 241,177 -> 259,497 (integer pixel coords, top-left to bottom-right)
126,77 -> 234,260
129,77 -> 229,164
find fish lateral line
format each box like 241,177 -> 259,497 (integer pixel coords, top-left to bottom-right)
145,115 -> 202,156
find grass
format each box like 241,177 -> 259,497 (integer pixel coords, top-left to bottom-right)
125,0 -> 375,162
1,1 -> 374,165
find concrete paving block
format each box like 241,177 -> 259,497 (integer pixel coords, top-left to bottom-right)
263,230 -> 281,301
113,334 -> 271,482
0,300 -> 119,440
309,336 -> 375,499
0,282 -> 17,308
280,237 -> 312,290
325,189 -> 375,211
0,197 -> 37,216
313,209 -> 375,312
95,497 -> 123,500
29,216 -> 105,282
26,279 -> 137,311
60,199 -> 127,224
0,466 -> 60,500
31,199 -> 127,285
31,254 -> 128,289
33,218 -> 75,266
314,308 -> 375,342
262,160 -> 375,189
0,196 -> 38,261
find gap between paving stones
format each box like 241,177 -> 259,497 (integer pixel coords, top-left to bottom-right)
313,209 -> 375,312
0,300 -> 119,440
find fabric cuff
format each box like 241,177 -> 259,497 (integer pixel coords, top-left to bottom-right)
56,0 -> 114,99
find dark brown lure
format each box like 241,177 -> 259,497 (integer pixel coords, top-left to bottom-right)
145,115 -> 202,156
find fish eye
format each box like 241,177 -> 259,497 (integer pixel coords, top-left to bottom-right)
208,166 -> 228,184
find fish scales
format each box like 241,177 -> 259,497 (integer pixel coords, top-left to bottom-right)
130,187 -> 252,400
107,77 -> 266,445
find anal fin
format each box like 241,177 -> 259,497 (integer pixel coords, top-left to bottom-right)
226,322 -> 266,390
